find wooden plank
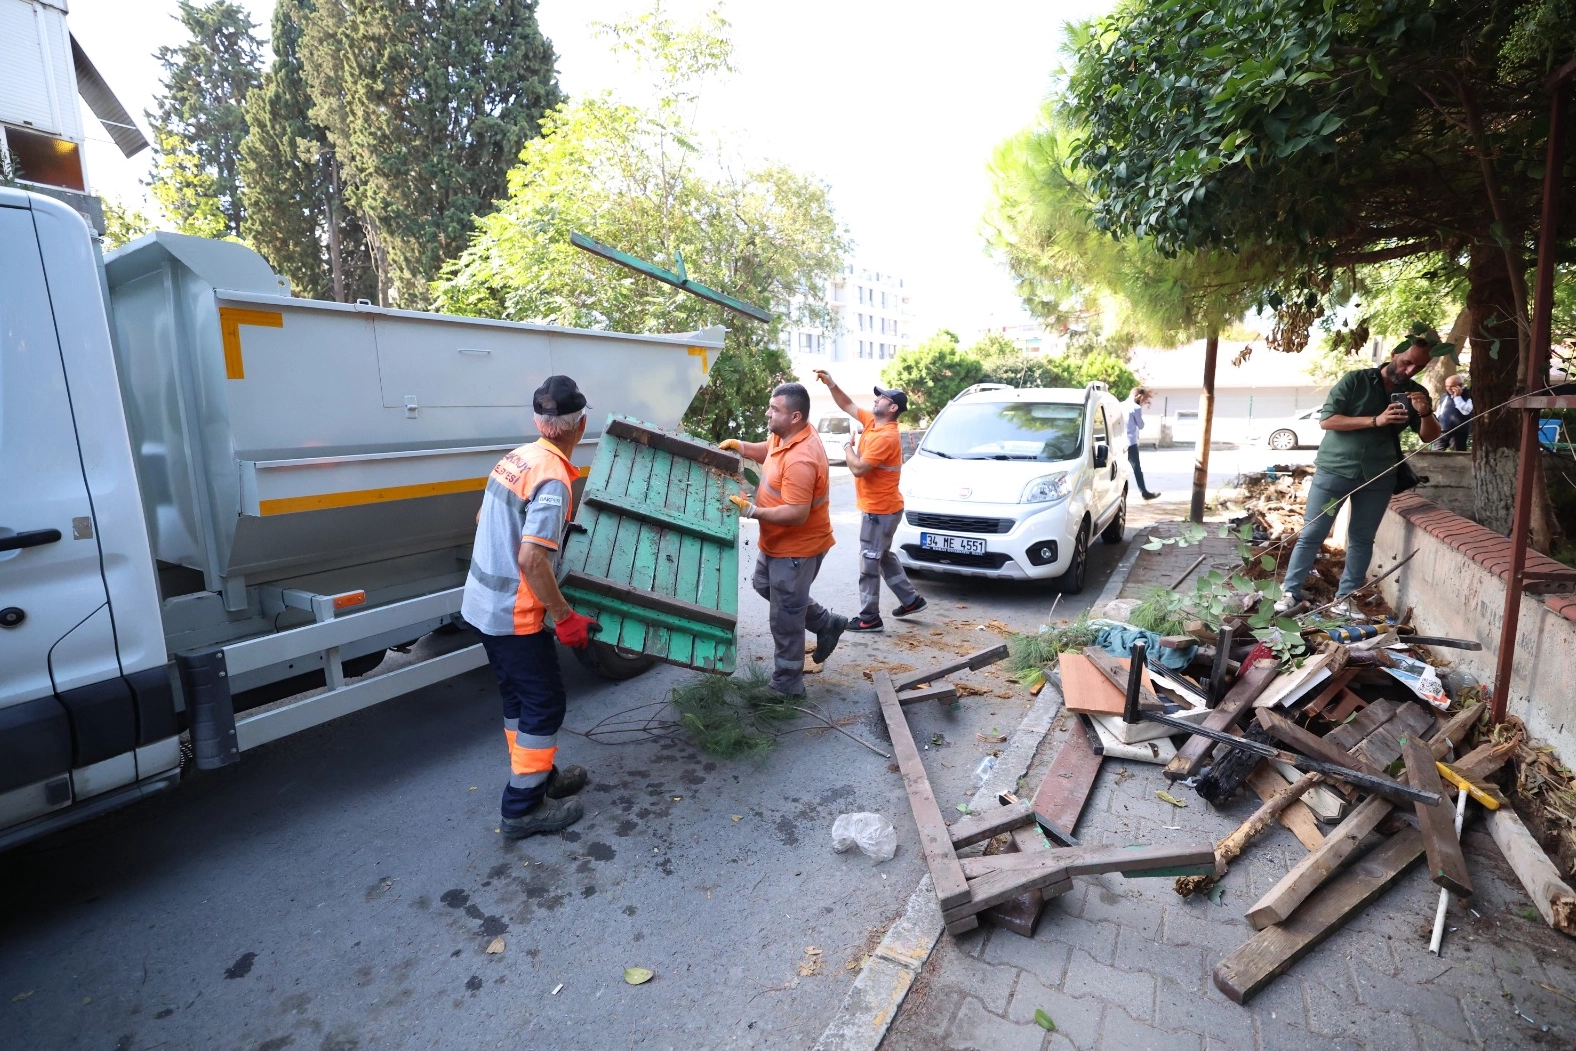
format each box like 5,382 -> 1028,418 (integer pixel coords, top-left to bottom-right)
949,801 -> 1035,848
1268,760 -> 1349,822
667,456 -> 702,667
1165,658 -> 1280,781
893,644 -> 1010,691
1091,703 -> 1211,744
1254,645 -> 1347,709
1325,697 -> 1399,751
1302,668 -> 1358,718
945,874 -> 1073,921
1324,688 -> 1367,725
897,682 -> 959,706
583,490 -> 735,544
1352,702 -> 1432,771
1086,716 -> 1176,764
1403,735 -> 1473,897
561,569 -> 737,630
1245,794 -> 1392,929
1058,653 -> 1129,716
948,842 -> 1213,921
875,671 -> 971,909
1486,806 -> 1576,934
1256,708 -> 1391,782
1033,721 -> 1103,832
1246,766 -> 1325,850
1213,827 -> 1425,1004
982,826 -> 1049,937
1079,647 -> 1161,711
605,416 -> 742,473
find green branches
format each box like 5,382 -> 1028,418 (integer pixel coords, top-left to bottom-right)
669,664 -> 797,759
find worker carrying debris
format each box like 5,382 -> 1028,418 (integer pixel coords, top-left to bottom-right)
812,369 -> 927,632
721,383 -> 847,697
1275,328 -> 1446,615
462,376 -> 601,840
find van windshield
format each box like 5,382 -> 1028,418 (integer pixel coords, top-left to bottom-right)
921,402 -> 1085,461
818,417 -> 851,434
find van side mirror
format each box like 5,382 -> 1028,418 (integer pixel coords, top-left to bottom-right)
1093,443 -> 1109,469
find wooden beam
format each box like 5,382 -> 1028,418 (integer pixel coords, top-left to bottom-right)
1213,827 -> 1425,1004
605,416 -> 742,473
893,644 -> 1010,691
1302,668 -> 1358,718
1080,647 -> 1161,711
561,569 -> 737,630
1257,708 -> 1423,807
874,671 -> 971,910
1246,794 -> 1392,929
896,682 -> 959,707
582,492 -> 735,544
949,800 -> 1034,849
1403,735 -> 1473,897
1033,721 -> 1103,831
1486,805 -> 1576,935
1165,658 -> 1280,781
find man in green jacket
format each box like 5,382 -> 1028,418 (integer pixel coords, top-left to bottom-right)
1275,329 -> 1446,615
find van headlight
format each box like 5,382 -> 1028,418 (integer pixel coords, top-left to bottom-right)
1021,473 -> 1071,504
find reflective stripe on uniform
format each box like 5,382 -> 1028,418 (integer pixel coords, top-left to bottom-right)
505,727 -> 557,780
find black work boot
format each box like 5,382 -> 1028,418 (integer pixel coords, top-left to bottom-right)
811,614 -> 848,664
544,764 -> 588,799
500,796 -> 584,840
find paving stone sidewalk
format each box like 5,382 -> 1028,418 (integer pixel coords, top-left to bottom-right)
881,519 -> 1576,1051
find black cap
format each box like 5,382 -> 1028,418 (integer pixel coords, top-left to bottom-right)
874,386 -> 909,414
533,375 -> 587,416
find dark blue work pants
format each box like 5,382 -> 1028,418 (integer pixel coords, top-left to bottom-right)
479,630 -> 565,818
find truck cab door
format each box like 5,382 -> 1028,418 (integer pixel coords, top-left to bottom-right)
0,202 -> 126,827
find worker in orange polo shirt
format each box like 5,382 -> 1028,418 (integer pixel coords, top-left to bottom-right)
814,370 -> 926,631
719,382 -> 847,698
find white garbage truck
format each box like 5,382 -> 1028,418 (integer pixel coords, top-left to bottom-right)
0,186 -> 725,850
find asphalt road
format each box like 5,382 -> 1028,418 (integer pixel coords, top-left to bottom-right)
0,443 -> 1293,1051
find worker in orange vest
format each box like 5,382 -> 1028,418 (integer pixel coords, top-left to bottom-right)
462,376 -> 601,840
814,370 -> 926,631
720,382 -> 847,697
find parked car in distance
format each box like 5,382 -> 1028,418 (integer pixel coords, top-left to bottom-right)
1250,406 -> 1325,451
816,414 -> 858,464
891,384 -> 1130,593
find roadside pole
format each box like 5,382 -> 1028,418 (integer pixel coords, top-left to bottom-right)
1190,326 -> 1220,522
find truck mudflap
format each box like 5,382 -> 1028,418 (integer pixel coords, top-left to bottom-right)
177,650 -> 239,770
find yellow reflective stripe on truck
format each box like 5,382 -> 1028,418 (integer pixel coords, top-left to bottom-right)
257,465 -> 593,515
218,307 -> 284,379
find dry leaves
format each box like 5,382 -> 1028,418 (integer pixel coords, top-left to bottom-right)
485,937 -> 505,954
797,946 -> 823,977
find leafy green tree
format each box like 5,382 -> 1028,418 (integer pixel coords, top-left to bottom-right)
100,197 -> 153,250
881,331 -> 986,421
147,1 -> 261,238
430,7 -> 847,443
240,0 -> 377,302
1063,0 -> 1576,536
300,0 -> 563,307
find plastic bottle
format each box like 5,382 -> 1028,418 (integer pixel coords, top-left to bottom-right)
971,755 -> 999,790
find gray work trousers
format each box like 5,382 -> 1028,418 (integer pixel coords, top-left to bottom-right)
1281,469 -> 1395,600
752,551 -> 834,696
858,511 -> 919,620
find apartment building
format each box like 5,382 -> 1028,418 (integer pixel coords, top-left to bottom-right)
785,262 -> 916,426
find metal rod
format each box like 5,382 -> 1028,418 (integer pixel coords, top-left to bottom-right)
1209,624 -> 1235,708
1493,80 -> 1569,723
1122,639 -> 1147,724
1172,553 -> 1208,589
1137,709 -> 1441,806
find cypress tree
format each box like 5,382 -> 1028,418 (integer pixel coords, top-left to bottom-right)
147,1 -> 262,239
300,0 -> 563,308
239,0 -> 376,301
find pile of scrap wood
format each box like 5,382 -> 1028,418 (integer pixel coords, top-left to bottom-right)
1042,613 -> 1576,1005
1219,465 -> 1316,543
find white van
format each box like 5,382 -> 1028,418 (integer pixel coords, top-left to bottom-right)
891,384 -> 1130,592
816,414 -> 858,464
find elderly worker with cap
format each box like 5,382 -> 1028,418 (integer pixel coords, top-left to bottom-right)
719,383 -> 846,697
812,369 -> 927,632
462,375 -> 601,839
1274,327 -> 1445,616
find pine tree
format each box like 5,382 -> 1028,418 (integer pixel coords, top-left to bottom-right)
146,1 -> 261,238
299,0 -> 562,308
239,0 -> 376,301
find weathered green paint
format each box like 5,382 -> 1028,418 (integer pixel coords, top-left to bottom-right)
560,415 -> 741,673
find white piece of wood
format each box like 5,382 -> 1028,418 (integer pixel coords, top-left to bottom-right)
1253,645 -> 1348,709
1091,704 -> 1213,744
1486,806 -> 1576,935
1087,716 -> 1178,764
1270,760 -> 1349,822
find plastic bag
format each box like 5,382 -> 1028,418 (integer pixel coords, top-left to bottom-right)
831,812 -> 897,863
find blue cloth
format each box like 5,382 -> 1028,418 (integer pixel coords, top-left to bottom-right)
1095,624 -> 1196,670
1123,399 -> 1144,445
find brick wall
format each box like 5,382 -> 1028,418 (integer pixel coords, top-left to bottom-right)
1372,494 -> 1576,760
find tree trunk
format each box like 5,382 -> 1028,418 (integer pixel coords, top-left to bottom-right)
1468,244 -> 1557,551
1190,326 -> 1219,523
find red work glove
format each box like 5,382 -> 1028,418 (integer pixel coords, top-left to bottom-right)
554,609 -> 601,649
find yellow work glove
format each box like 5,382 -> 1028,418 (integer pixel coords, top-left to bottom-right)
718,438 -> 742,452
727,493 -> 755,519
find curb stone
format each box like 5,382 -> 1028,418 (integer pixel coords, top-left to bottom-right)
812,537 -> 1149,1051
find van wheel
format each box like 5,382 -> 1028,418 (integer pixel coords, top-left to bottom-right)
1101,490 -> 1127,544
1057,521 -> 1090,594
573,640 -> 658,681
